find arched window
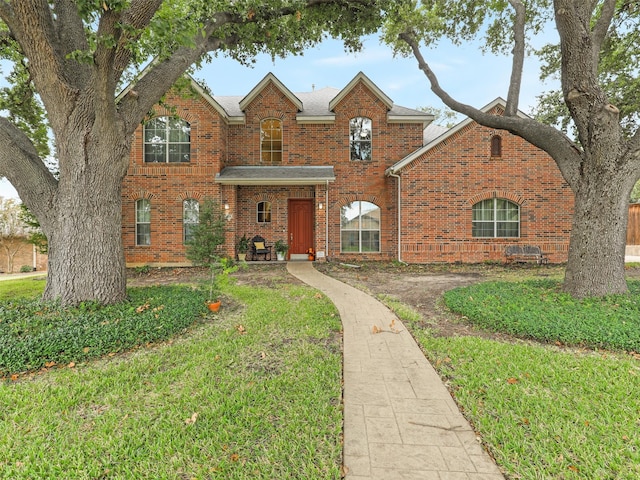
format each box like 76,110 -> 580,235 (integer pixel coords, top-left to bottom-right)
260,119 -> 282,163
472,198 -> 519,237
183,199 -> 199,244
340,201 -> 380,252
349,117 -> 372,161
257,201 -> 272,223
135,199 -> 151,245
490,135 -> 502,157
144,117 -> 191,163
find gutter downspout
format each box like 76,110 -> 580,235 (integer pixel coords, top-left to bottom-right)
325,180 -> 329,259
387,171 -> 403,263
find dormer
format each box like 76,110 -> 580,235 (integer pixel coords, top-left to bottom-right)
239,73 -> 303,112
329,72 -> 432,127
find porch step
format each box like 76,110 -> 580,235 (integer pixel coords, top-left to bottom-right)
289,254 -> 310,261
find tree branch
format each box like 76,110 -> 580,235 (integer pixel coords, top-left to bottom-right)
505,0 -> 525,116
592,0 -> 616,63
398,30 -> 582,186
113,0 -> 164,81
0,117 -> 57,227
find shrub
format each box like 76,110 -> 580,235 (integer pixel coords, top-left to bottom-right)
0,285 -> 209,375
19,265 -> 33,273
443,279 -> 640,351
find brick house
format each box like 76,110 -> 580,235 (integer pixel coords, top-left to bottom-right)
122,72 -> 574,266
0,238 -> 47,273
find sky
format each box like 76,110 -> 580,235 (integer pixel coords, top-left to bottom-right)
0,30 -> 559,200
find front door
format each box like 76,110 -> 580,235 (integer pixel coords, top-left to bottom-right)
288,199 -> 314,256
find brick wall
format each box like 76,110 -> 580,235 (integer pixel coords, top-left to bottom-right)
122,77 -> 573,266
398,121 -> 574,263
1,239 -> 47,273
122,90 -> 225,266
224,80 -> 422,262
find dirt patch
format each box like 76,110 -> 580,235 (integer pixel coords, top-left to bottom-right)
127,261 -> 640,340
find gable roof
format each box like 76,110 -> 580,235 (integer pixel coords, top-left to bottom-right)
329,71 -> 393,111
122,69 -> 432,127
385,98 -> 529,176
239,72 -> 303,112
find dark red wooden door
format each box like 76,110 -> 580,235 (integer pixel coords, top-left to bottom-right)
288,199 -> 314,255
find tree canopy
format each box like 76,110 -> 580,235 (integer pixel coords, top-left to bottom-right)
383,0 -> 640,298
0,0 -> 392,305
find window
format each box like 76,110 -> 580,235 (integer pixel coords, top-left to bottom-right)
260,119 -> 282,163
183,199 -> 199,244
490,135 -> 502,157
144,117 -> 191,163
350,117 -> 372,161
472,198 -> 520,237
341,201 -> 380,252
136,199 -> 151,245
257,201 -> 272,223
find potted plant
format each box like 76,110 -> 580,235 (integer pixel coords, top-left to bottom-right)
185,198 -> 226,310
274,239 -> 289,261
236,234 -> 249,261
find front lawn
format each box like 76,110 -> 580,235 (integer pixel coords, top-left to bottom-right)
395,277 -> 640,479
0,280 -> 343,479
416,335 -> 640,479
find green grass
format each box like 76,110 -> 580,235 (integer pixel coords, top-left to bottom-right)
381,277 -> 640,480
416,336 -> 640,479
0,277 -> 46,301
0,281 -> 343,479
443,279 -> 640,351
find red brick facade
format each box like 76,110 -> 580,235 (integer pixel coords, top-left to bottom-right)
0,239 -> 47,273
122,73 -> 574,266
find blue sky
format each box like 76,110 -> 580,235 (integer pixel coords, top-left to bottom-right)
195,33 -> 556,113
0,31 -> 559,200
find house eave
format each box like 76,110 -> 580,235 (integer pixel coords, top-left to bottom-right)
296,114 -> 336,124
386,97 -> 526,176
215,166 -> 336,186
387,114 -> 434,126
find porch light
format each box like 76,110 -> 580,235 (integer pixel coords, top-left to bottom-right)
319,203 -> 323,209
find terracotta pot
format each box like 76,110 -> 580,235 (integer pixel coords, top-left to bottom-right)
308,254 -> 315,261
207,300 -> 221,312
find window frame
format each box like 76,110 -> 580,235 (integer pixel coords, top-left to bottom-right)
183,199 -> 199,245
143,116 -> 191,163
340,201 -> 381,253
257,201 -> 272,223
260,118 -> 283,163
490,135 -> 502,157
472,198 -> 520,238
135,199 -> 151,246
349,117 -> 372,161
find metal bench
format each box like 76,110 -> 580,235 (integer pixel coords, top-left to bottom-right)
505,245 -> 548,264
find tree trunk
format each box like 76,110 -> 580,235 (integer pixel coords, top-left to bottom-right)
41,116 -> 130,306
43,180 -> 127,305
563,177 -> 630,298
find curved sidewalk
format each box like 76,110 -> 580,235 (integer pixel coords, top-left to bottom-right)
287,262 -> 504,480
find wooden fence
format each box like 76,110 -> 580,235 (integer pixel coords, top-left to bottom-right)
628,204 -> 640,245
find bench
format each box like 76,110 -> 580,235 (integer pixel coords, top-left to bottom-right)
505,245 -> 548,264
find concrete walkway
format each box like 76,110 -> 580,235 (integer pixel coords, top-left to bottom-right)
287,262 -> 504,480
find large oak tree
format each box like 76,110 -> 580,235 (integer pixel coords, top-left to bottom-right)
0,0 -> 387,305
386,0 -> 640,298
